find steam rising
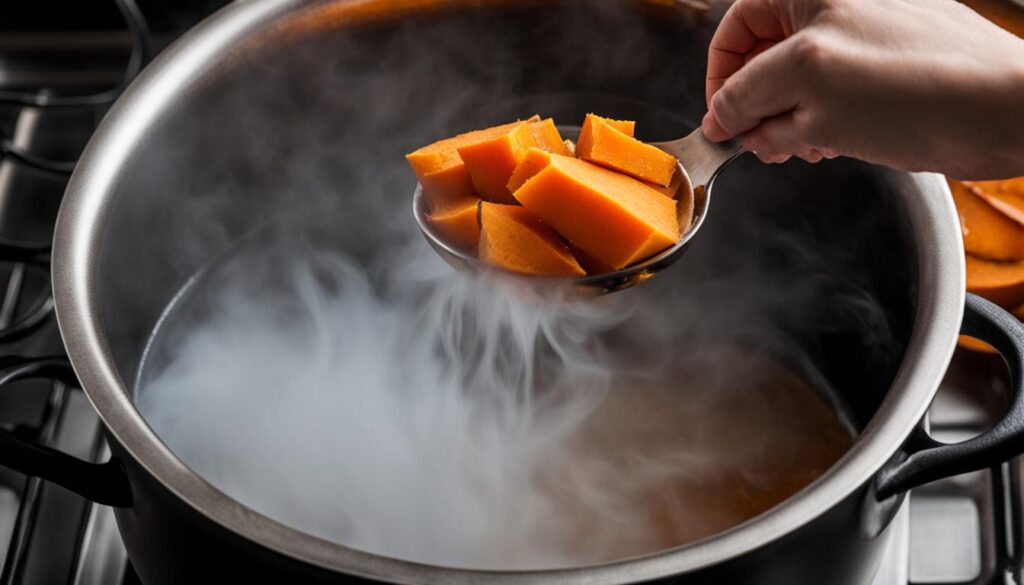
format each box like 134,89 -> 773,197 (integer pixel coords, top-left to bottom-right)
120,0 -> 911,572
135,229 -> 859,569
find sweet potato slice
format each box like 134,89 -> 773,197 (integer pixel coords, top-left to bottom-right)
428,196 -> 481,249
479,203 -> 585,277
530,119 -> 573,157
966,254 -> 1024,307
963,178 -> 1024,227
950,179 -> 1024,261
406,117 -> 540,205
511,153 -> 679,270
576,114 -> 678,187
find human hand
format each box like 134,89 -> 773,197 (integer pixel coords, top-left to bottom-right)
703,0 -> 1024,179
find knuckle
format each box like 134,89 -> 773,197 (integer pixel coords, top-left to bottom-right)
789,33 -> 830,69
711,88 -> 743,134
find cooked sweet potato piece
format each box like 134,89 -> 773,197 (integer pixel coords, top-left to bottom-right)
648,170 -> 684,199
406,117 -> 540,205
479,203 -> 585,277
569,243 -> 616,276
964,178 -> 1024,227
507,148 -> 552,194
428,196 -> 481,249
576,114 -> 678,187
419,165 -> 475,209
512,152 -> 679,270
950,179 -> 1024,261
407,120 -> 528,178
966,254 -> 1024,307
459,120 -> 561,205
573,115 -> 630,169
530,118 -> 573,157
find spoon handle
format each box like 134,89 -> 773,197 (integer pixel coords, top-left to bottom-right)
653,128 -> 745,188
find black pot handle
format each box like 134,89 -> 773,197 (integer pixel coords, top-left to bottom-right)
0,356 -> 131,507
876,293 -> 1024,499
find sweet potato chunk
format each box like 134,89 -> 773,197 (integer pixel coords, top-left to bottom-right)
576,114 -> 678,187
419,165 -> 475,209
950,179 -> 1024,261
966,254 -> 1024,308
573,115 -> 630,168
964,178 -> 1024,227
407,120 -> 526,178
648,170 -> 684,199
457,123 -> 540,205
530,119 -> 573,157
479,203 -> 585,277
406,117 -> 540,205
569,243 -> 616,276
428,196 -> 481,250
507,148 -> 552,194
512,152 -> 679,270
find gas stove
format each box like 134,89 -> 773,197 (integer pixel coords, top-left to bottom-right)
0,1 -> 1021,584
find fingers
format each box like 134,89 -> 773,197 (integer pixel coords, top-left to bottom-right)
796,150 -> 823,163
704,40 -> 806,141
741,110 -> 835,164
706,0 -> 789,104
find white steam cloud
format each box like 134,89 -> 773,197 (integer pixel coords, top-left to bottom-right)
134,230 -> 854,570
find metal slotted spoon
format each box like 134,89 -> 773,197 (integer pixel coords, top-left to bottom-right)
413,126 -> 745,295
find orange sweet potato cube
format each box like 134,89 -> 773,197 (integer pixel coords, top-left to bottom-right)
507,148 -> 553,194
428,196 -> 481,250
575,114 -> 633,159
576,114 -> 678,187
568,243 -> 616,276
457,123 -> 540,205
529,118 -> 573,157
648,170 -> 684,199
406,117 -> 540,206
511,152 -> 679,270
407,120 -> 526,178
419,165 -> 476,209
479,202 -> 585,277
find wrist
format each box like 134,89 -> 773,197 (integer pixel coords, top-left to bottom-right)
1011,60 -> 1024,174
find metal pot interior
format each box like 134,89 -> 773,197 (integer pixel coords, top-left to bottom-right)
89,0 -> 921,573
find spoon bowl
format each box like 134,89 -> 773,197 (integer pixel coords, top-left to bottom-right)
412,126 -> 744,295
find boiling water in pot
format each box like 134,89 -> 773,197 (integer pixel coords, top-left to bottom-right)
134,224 -> 853,570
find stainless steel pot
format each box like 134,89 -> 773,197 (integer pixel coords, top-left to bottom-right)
1,1 -> 1022,584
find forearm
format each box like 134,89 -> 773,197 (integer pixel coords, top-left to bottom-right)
997,59 -> 1024,177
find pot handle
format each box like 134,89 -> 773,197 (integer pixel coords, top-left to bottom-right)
0,356 -> 131,507
876,293 -> 1024,500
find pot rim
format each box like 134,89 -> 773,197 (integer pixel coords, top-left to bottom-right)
51,0 -> 966,582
